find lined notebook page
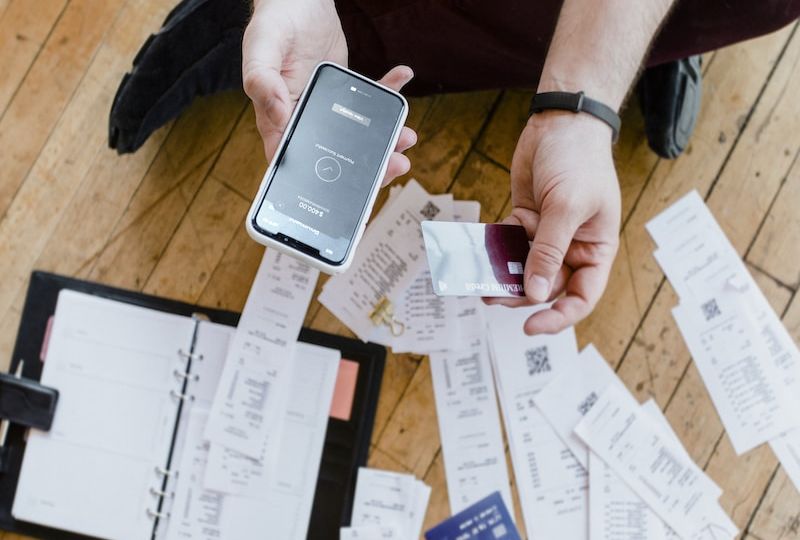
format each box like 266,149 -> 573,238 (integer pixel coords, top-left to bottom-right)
13,290 -> 196,540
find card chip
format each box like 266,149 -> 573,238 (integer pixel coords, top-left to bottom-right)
507,261 -> 524,275
493,524 -> 508,538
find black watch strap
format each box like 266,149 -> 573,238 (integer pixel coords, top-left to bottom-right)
529,91 -> 621,142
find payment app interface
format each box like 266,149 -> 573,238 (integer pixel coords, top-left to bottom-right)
254,65 -> 404,264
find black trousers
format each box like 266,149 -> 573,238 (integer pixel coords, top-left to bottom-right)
336,0 -> 800,95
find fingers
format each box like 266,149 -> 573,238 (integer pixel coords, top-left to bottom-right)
247,66 -> 292,161
382,153 -> 411,186
396,126 -> 417,153
378,66 -> 416,186
378,65 -> 414,92
522,256 -> 612,334
524,198 -> 579,304
482,264 -> 570,308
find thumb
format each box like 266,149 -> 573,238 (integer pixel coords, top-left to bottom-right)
244,63 -> 292,160
242,19 -> 292,159
525,199 -> 578,303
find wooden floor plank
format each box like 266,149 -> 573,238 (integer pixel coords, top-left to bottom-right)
376,356 -> 439,478
0,0 -> 175,336
748,156 -> 800,288
143,178 -> 249,302
749,466 -> 800,540
0,0 -> 130,219
86,92 -> 247,290
0,0 -> 66,116
401,91 -> 499,193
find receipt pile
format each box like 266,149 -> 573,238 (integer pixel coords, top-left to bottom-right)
649,191 -> 800,491
486,305 -> 738,539
340,468 -> 431,539
320,180 -> 515,517
319,179 -> 485,355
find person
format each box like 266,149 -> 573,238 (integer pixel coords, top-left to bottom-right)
109,0 -> 800,335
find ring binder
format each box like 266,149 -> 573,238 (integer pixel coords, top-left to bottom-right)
149,314 -> 206,537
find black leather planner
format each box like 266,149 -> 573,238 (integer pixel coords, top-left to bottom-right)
0,271 -> 384,539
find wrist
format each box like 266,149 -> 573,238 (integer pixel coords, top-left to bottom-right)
526,110 -> 614,145
537,73 -> 625,113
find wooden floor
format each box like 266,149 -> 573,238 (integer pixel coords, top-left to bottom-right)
2,1 -> 800,538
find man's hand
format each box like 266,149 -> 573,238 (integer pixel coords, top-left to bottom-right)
243,0 -> 417,183
487,0 -> 675,334
486,112 -> 620,335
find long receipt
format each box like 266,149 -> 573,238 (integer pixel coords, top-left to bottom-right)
166,343 -> 339,540
589,399 -> 737,540
673,292 -> 796,454
205,249 -> 319,458
534,344 -> 629,469
429,339 -> 512,514
486,304 -> 587,539
350,468 -> 431,539
575,386 -> 722,539
648,191 -> 800,455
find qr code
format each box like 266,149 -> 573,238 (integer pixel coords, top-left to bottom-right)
701,299 -> 721,321
507,261 -> 524,275
526,345 -> 551,376
420,201 -> 440,220
577,392 -> 599,416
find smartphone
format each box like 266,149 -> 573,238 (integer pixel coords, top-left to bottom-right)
246,62 -> 409,273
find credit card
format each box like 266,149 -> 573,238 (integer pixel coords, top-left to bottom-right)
424,491 -> 521,540
421,222 -> 529,297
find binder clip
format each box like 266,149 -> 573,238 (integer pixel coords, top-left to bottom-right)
369,296 -> 405,336
0,361 -> 59,472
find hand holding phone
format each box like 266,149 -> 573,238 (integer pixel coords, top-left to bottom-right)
247,63 -> 411,273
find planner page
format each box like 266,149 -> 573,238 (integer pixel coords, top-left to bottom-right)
13,290 -> 195,540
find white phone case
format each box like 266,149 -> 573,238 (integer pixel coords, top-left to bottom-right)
246,61 -> 409,274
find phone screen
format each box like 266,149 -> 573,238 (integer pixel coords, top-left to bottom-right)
252,64 -> 405,265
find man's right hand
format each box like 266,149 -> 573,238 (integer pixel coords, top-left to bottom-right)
243,0 -> 417,182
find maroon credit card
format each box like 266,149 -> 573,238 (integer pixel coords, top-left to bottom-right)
421,221 -> 530,297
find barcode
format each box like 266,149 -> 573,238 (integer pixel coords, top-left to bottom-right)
526,345 -> 551,376
507,261 -> 524,275
701,299 -> 721,321
577,391 -> 599,416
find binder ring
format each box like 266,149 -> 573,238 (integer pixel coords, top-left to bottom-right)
173,369 -> 199,381
146,508 -> 170,520
154,466 -> 175,478
149,487 -> 171,498
170,389 -> 195,402
177,349 -> 204,361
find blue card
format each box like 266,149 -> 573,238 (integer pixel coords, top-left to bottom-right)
424,492 -> 521,540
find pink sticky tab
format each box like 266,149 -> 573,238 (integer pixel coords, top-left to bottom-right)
330,359 -> 359,421
40,316 -> 54,363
